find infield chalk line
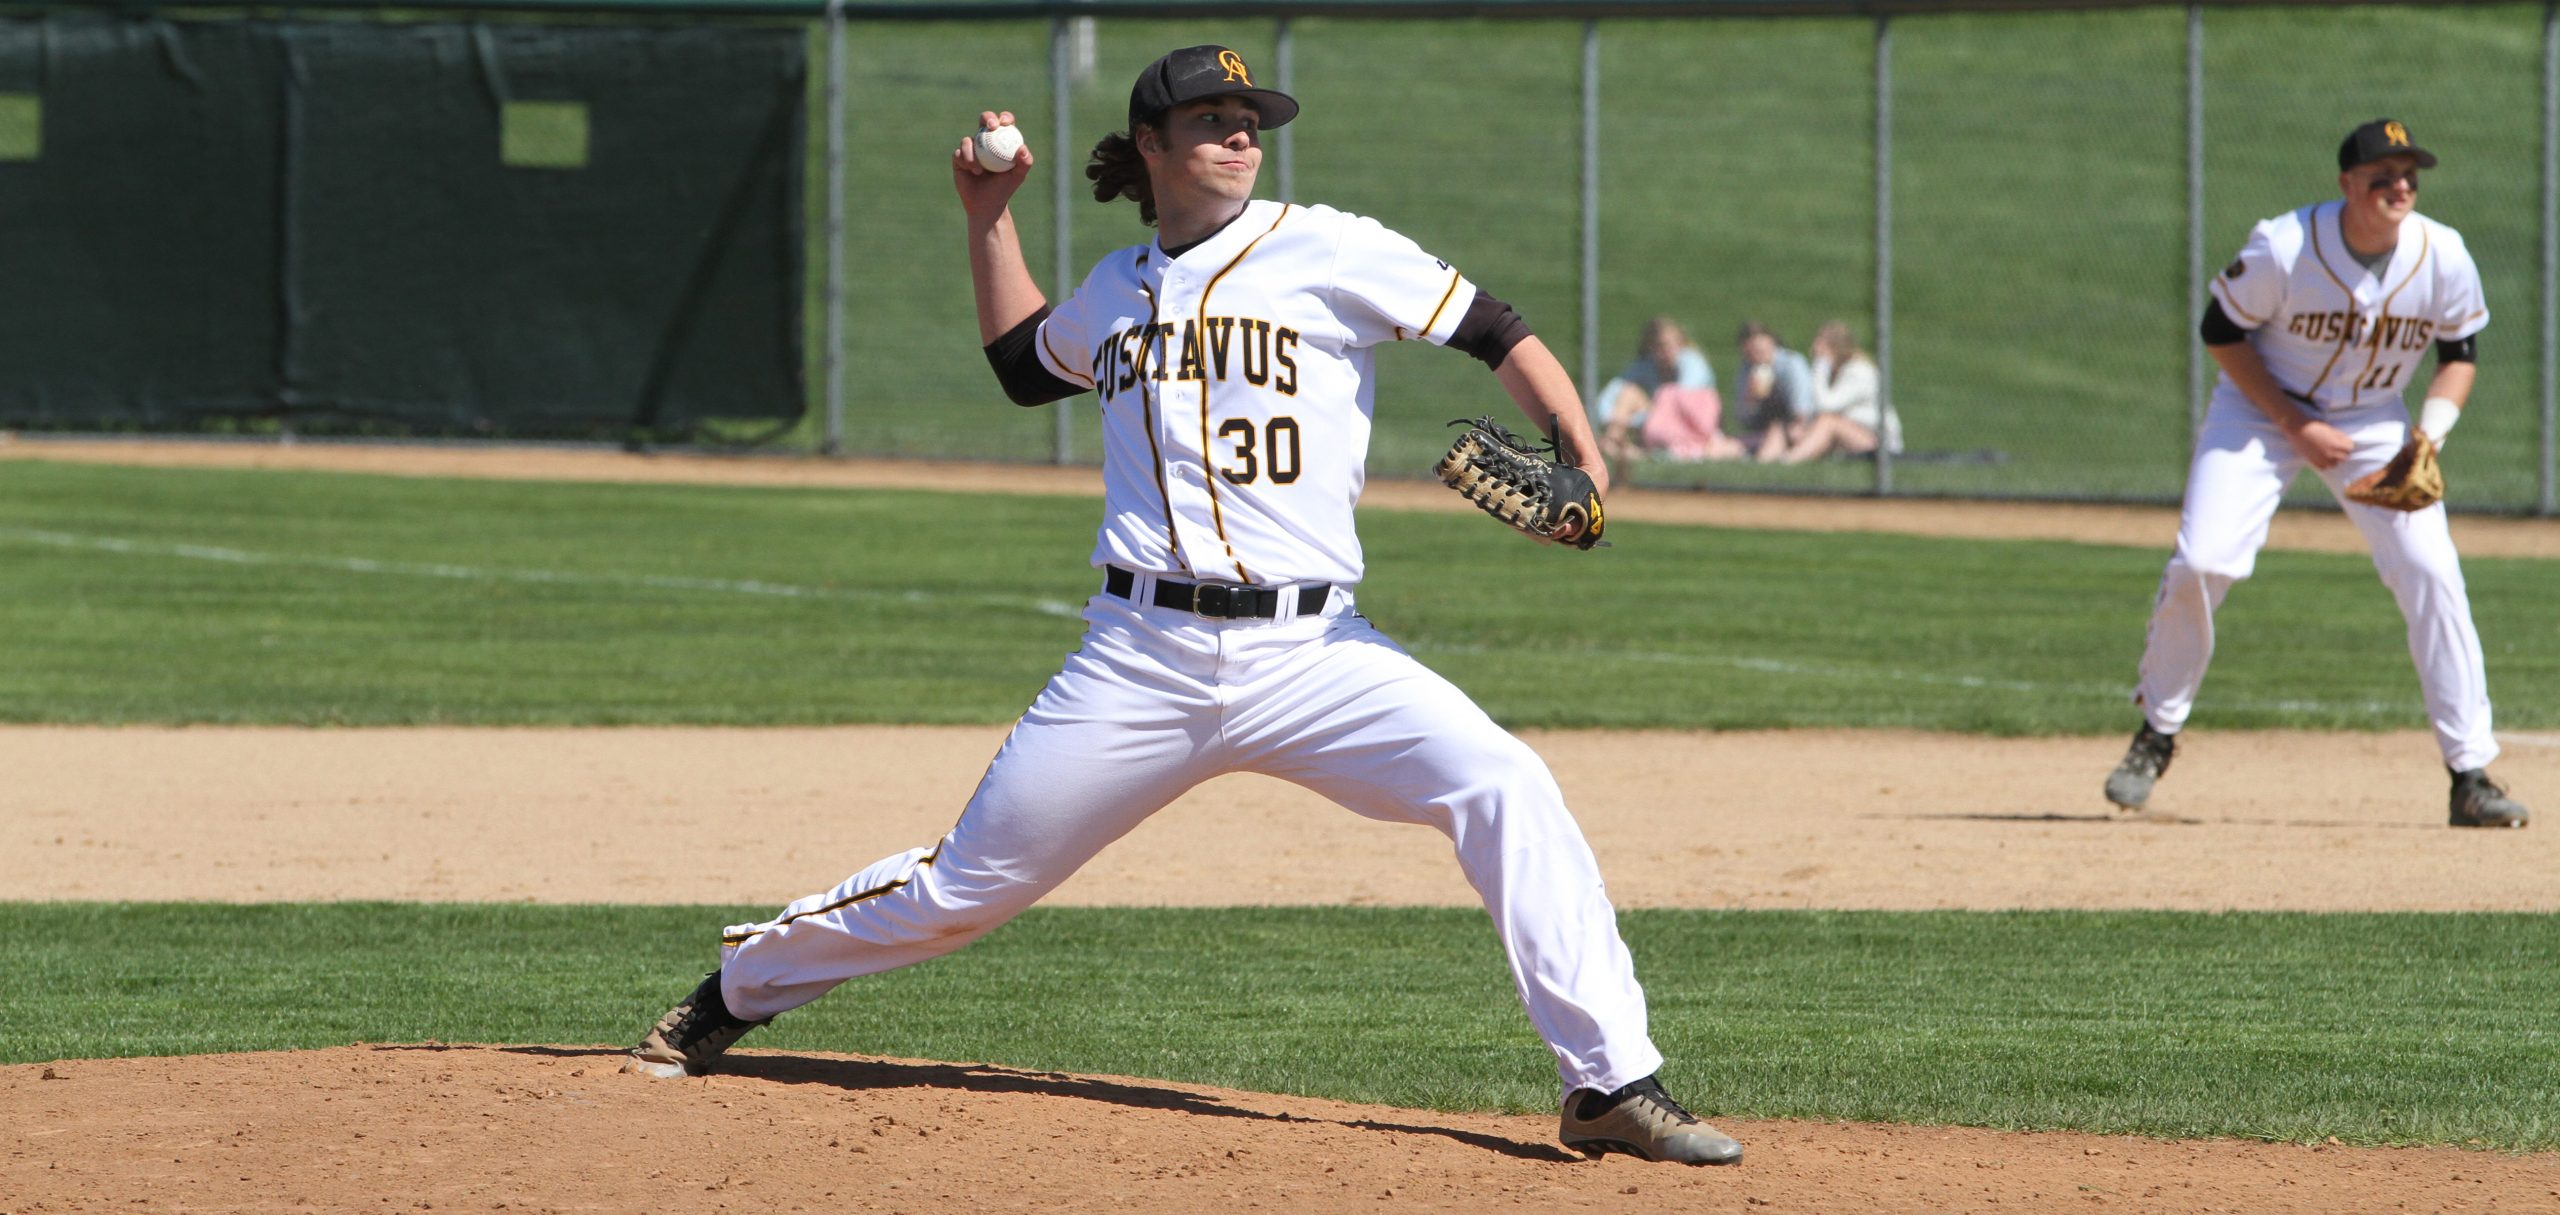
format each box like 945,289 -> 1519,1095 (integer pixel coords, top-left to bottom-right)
1415,641 -> 2421,721
10,525 -> 2434,722
0,527 -> 1087,620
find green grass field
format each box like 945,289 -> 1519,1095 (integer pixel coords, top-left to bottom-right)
5,460 -> 2557,729
7,904 -> 2554,1150
7,456 -> 2555,1152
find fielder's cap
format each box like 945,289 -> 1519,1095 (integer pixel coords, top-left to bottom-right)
2338,118 -> 2438,172
1127,45 -> 1298,132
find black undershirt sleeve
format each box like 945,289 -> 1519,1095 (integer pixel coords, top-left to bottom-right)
2436,334 -> 2477,364
983,305 -> 1088,407
1445,289 -> 1535,370
2198,298 -> 2250,347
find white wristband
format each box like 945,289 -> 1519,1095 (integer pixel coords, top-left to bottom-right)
2419,396 -> 2463,447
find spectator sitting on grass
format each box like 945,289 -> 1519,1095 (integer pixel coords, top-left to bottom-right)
1733,321 -> 1814,461
1594,317 -> 1723,464
1777,320 -> 1903,464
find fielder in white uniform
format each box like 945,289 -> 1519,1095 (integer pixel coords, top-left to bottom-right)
2104,119 -> 2529,829
624,45 -> 1743,1166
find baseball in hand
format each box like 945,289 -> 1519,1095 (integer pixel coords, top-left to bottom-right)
974,125 -> 1025,171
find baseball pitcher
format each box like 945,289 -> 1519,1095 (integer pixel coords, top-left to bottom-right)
622,45 -> 1743,1166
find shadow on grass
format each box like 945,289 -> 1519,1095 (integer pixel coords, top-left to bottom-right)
489,1044 -> 1579,1163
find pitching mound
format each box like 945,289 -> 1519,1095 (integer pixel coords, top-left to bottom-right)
6,1045 -> 2552,1214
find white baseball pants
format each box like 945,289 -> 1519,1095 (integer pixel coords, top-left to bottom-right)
2134,393 -> 2497,771
716,585 -> 1666,1099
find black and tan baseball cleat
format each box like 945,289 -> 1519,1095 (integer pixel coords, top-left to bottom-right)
2449,768 -> 2530,829
623,970 -> 770,1079
1559,1075 -> 1742,1165
2104,723 -> 2177,811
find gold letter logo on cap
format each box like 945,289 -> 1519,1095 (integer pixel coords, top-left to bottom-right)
1218,50 -> 1252,85
2384,121 -> 2409,146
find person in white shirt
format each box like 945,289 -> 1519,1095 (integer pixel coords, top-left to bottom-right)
1775,320 -> 1901,464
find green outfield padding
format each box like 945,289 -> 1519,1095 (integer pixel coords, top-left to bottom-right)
0,15 -> 805,440
0,19 -> 283,423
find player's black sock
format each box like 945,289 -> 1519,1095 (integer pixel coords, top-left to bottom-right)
1574,1074 -> 1663,1120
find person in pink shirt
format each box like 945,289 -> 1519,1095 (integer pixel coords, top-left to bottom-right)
1597,317 -> 1746,465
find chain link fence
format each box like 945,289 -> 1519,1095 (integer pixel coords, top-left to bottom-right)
813,3 -> 2557,512
9,1 -> 2552,513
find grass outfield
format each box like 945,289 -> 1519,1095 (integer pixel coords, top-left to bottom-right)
3,459 -> 2555,731
11,460 -> 2553,1155
5,903 -> 2553,1151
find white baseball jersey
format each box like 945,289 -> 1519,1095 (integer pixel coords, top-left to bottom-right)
2137,197 -> 2500,773
2206,200 -> 2489,412
1029,199 -> 1474,587
715,202 -> 1668,1102
711,194 -> 1673,1102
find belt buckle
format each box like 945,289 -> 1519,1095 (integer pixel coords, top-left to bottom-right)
1189,581 -> 1239,619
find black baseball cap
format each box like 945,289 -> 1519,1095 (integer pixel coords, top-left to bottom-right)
2338,118 -> 2438,172
1127,45 -> 1298,132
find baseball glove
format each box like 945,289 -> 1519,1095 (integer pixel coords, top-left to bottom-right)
1434,416 -> 1608,549
2343,432 -> 2444,512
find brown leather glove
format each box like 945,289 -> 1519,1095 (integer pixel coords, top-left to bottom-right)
2343,433 -> 2444,512
1434,417 -> 1608,550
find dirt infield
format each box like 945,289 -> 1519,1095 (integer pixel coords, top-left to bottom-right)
8,1046 -> 2556,1215
4,440 -> 2555,1212
9,725 -> 2557,911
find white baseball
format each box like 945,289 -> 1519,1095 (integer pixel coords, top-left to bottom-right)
974,125 -> 1024,171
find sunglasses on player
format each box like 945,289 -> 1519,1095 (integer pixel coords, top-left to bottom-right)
2361,167 -> 2421,191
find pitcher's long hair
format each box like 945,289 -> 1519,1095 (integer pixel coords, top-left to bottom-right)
1087,128 -> 1158,227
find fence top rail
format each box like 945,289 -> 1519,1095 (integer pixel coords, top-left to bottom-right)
15,0 -> 2527,20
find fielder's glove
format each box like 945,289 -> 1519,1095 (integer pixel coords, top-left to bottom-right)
2343,432 -> 2445,512
1434,416 -> 1608,549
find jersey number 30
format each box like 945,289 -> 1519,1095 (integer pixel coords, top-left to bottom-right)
1217,417 -> 1302,485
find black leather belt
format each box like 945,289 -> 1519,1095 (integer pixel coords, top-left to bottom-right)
1104,566 -> 1331,620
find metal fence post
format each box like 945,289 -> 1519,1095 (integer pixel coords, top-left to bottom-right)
276,20 -> 304,436
1051,16 -> 1074,465
1873,14 -> 1893,496
2186,4 -> 2205,449
2543,0 -> 2557,514
820,0 -> 847,456
1275,17 -> 1294,204
1580,20 -> 1600,416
